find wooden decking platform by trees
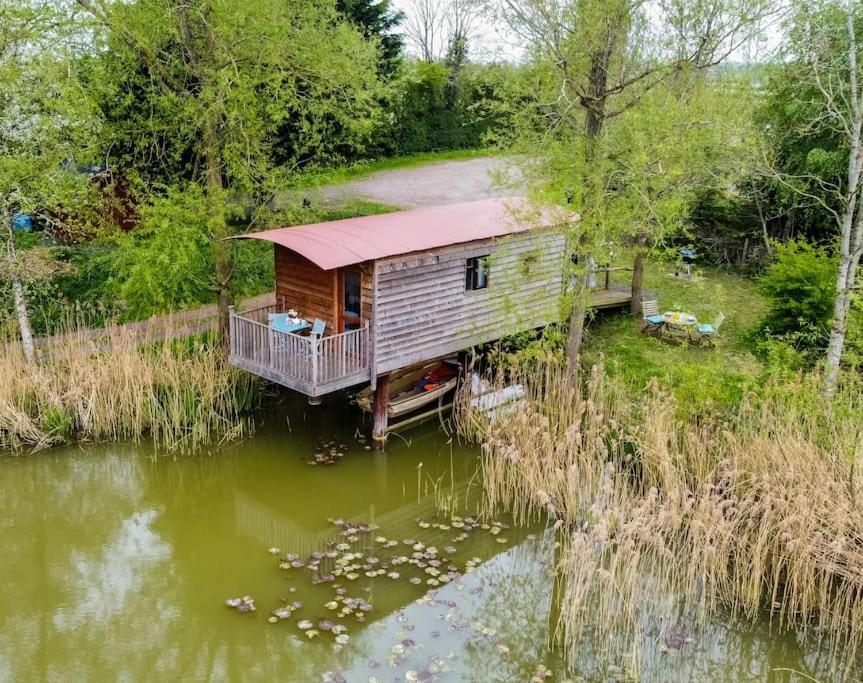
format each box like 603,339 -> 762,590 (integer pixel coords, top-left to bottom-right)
586,266 -> 636,310
589,285 -> 634,309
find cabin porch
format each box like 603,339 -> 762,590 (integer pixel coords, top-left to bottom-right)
228,302 -> 371,398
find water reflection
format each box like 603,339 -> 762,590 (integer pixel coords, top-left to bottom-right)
0,399 -> 852,682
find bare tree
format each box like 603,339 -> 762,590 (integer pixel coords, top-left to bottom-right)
403,0 -> 447,60
403,0 -> 483,61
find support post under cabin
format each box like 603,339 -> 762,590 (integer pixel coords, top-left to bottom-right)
372,372 -> 390,447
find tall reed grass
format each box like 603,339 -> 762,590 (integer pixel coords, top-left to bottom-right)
458,359 -> 863,676
0,321 -> 259,452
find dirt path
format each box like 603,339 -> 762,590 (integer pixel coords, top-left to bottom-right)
318,156 -> 523,208
30,156 -> 518,348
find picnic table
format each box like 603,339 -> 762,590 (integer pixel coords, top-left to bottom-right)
269,314 -> 311,334
662,311 -> 698,339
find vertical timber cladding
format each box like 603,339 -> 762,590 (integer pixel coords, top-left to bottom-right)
274,245 -> 338,330
373,228 -> 567,374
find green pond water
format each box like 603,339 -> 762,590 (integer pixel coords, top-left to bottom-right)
0,395 -> 852,682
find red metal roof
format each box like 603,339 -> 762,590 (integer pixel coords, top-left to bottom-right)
234,197 -> 576,270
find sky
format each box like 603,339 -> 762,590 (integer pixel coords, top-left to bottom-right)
389,0 -> 784,65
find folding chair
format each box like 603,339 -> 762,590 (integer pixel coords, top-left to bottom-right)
641,300 -> 665,334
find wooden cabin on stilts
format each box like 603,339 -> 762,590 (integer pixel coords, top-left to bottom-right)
227,197 -> 576,445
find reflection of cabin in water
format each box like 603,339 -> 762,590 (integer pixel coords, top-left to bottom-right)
228,197 -> 574,439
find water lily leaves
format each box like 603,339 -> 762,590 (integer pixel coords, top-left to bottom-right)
335,634 -> 349,645
268,547 -> 281,555
297,619 -> 313,630
325,601 -> 339,610
225,596 -> 255,613
318,619 -> 334,631
305,629 -> 320,638
387,571 -> 400,579
272,607 -> 293,620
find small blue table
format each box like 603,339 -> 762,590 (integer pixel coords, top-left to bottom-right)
269,315 -> 311,334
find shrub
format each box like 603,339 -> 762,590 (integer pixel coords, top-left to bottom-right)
757,240 -> 835,348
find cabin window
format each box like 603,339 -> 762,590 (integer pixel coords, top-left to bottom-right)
465,255 -> 489,290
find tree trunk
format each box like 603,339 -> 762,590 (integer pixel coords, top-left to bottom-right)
565,281 -> 589,366
630,233 -> 646,316
202,109 -> 233,347
5,220 -> 35,362
11,274 -> 35,362
824,253 -> 859,394
823,0 -> 863,395
565,34 -> 615,365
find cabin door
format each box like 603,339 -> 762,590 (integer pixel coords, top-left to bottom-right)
338,268 -> 362,332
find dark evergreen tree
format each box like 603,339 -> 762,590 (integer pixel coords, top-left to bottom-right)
336,0 -> 404,78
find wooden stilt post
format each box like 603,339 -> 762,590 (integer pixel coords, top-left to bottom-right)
372,372 -> 390,448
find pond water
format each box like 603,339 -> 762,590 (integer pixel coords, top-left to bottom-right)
0,395 -> 850,682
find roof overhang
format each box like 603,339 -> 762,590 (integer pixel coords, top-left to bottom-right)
231,197 -> 578,270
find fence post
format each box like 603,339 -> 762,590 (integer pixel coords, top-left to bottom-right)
228,306 -> 236,356
311,334 -> 318,388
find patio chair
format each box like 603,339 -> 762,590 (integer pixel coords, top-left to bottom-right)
310,319 -> 326,338
641,300 -> 665,334
698,313 -> 725,344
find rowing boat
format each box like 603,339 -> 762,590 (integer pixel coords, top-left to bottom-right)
355,359 -> 460,419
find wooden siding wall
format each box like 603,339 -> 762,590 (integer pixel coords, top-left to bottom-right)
275,246 -> 337,330
359,262 -> 374,323
274,245 -> 374,333
373,229 -> 566,374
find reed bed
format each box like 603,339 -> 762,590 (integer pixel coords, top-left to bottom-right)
0,322 -> 259,452
457,360 -> 863,676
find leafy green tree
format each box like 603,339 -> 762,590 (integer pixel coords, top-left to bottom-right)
760,0 -> 863,393
497,0 -> 773,363
76,0 -> 383,341
0,2 -> 97,358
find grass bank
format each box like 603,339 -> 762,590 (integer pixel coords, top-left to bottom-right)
0,324 -> 258,452
583,259 -> 767,417
458,361 -> 863,677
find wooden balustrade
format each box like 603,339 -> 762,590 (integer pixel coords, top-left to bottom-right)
229,308 -> 370,395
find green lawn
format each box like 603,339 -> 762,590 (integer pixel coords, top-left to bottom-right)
583,257 -> 768,415
289,148 -> 499,189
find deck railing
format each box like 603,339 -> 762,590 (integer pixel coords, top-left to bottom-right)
228,307 -> 370,396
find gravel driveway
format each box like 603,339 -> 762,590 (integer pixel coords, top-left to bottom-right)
318,156 -> 523,208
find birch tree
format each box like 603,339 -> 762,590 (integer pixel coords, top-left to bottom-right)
0,2 -> 96,360
775,0 -> 863,394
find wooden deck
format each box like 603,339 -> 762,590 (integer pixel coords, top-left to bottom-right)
589,284 -> 633,310
228,306 -> 371,397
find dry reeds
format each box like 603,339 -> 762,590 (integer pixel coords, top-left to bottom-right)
0,320 -> 258,452
458,359 -> 863,676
